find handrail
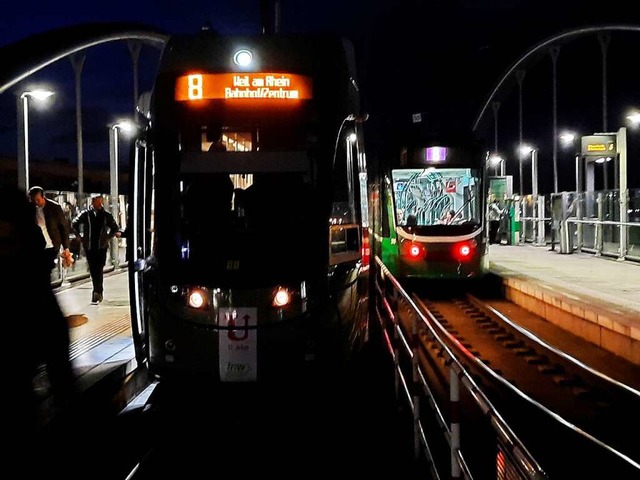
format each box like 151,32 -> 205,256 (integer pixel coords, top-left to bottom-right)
373,255 -> 548,479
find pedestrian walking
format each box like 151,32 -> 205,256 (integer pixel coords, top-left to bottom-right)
71,194 -> 122,304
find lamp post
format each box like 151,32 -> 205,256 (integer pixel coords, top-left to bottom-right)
520,145 -> 538,196
109,120 -> 136,266
559,131 -> 579,191
109,119 -> 136,217
17,89 -> 54,191
489,154 -> 505,176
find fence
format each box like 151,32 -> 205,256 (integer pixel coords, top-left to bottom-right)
516,188 -> 640,263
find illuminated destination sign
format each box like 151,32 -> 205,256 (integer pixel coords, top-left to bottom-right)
175,73 -> 313,101
581,134 -> 616,157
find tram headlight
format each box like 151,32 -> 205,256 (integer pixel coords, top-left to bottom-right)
272,287 -> 291,307
187,289 -> 208,309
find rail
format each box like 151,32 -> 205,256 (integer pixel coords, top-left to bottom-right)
373,255 -> 548,480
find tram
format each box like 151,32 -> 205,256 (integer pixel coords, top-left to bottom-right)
127,29 -> 369,384
369,132 -> 489,281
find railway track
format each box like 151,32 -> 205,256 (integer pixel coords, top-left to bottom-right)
406,289 -> 640,478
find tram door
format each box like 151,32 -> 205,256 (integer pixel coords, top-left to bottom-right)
127,139 -> 154,365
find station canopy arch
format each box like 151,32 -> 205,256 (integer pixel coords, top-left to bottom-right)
473,24 -> 640,134
0,22 -> 169,94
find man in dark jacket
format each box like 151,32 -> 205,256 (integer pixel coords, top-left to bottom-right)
71,194 -> 121,304
3,187 -> 75,434
28,186 -> 72,271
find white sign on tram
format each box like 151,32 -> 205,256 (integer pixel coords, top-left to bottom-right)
219,307 -> 258,382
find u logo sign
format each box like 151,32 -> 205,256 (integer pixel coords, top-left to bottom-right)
227,313 -> 249,341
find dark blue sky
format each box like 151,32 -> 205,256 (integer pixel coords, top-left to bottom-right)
2,0 -> 640,192
0,0 -> 384,174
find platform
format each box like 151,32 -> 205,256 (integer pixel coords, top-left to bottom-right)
487,243 -> 640,365
36,269 -> 143,429
37,247 -> 640,429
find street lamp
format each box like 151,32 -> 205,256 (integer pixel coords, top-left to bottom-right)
108,120 -> 137,267
626,111 -> 640,126
520,144 -> 538,196
109,119 -> 136,217
488,154 -> 505,176
17,89 -> 55,191
559,130 -> 579,191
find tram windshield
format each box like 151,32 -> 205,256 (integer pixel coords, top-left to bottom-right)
391,168 -> 481,229
150,68 -> 346,286
176,169 -> 320,285
171,148 -> 325,287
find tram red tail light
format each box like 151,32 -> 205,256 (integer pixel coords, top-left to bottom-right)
361,229 -> 370,267
453,241 -> 476,262
402,241 -> 425,260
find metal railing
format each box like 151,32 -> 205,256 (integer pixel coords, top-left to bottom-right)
373,256 -> 548,480
515,188 -> 640,263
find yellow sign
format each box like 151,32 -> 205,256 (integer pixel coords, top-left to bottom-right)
586,144 -> 607,152
175,73 -> 313,101
581,134 -> 616,156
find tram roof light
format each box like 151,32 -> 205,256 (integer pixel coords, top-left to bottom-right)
233,49 -> 253,67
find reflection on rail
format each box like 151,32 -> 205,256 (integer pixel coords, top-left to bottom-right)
373,253 -> 640,478
373,255 -> 547,479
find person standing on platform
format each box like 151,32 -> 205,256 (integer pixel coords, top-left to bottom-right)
28,186 -> 73,271
71,194 -> 122,304
487,199 -> 503,245
2,187 -> 75,432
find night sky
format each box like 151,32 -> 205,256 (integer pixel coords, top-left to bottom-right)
2,0 -> 640,193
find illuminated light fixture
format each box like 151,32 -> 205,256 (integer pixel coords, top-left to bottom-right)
187,289 -> 207,309
594,157 -> 612,164
426,146 -> 447,162
626,112 -> 640,124
559,131 -> 576,146
348,132 -> 357,142
454,241 -> 476,262
489,154 -> 504,166
233,49 -> 253,67
273,288 -> 291,307
409,244 -> 421,258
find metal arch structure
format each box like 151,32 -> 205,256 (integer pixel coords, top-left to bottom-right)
0,22 -> 169,95
472,24 -> 640,133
